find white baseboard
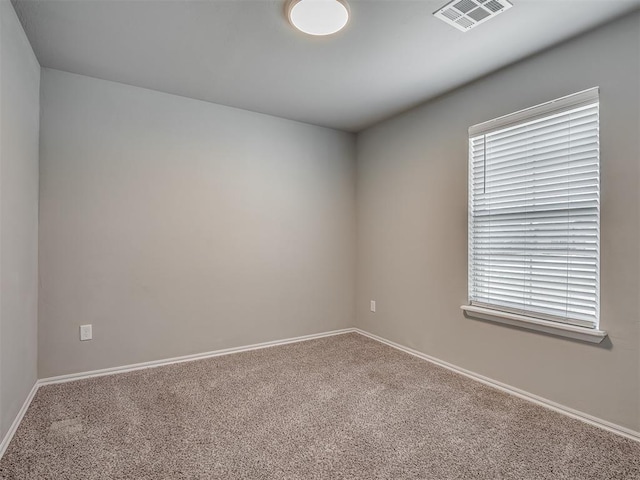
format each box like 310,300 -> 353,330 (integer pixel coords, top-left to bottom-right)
353,328 -> 640,443
0,382 -> 39,459
39,328 -> 356,386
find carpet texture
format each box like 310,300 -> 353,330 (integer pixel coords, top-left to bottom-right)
1,333 -> 639,479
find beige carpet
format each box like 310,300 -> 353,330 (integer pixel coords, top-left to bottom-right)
1,333 -> 639,479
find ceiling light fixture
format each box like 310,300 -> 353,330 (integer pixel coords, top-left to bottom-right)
287,0 -> 350,36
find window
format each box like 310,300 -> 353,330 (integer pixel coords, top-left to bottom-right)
464,88 -> 602,338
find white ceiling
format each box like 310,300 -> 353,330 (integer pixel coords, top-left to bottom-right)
12,0 -> 640,132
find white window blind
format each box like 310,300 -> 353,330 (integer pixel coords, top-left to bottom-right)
468,88 -> 600,329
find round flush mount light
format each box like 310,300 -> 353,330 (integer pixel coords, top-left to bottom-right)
288,0 -> 350,36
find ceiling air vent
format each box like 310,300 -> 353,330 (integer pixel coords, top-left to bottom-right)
434,0 -> 512,32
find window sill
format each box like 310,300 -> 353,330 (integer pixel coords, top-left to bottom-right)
460,305 -> 608,344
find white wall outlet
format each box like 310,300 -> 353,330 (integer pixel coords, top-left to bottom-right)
80,324 -> 92,341
370,300 -> 376,313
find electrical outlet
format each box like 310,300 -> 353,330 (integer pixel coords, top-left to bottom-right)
370,300 -> 376,313
80,324 -> 92,341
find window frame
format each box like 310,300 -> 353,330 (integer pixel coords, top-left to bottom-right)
461,88 -> 607,343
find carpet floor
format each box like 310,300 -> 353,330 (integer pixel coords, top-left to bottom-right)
1,332 -> 639,479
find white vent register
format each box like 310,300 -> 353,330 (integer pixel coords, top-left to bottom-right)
434,0 -> 512,32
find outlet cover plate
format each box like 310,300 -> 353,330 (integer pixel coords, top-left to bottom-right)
80,324 -> 92,341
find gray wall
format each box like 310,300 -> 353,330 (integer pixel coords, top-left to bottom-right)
356,13 -> 640,431
39,69 -> 356,378
0,0 -> 40,438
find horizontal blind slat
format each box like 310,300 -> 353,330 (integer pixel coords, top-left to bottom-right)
471,278 -> 597,297
477,167 -> 598,192
472,266 -> 596,279
482,129 -> 598,165
480,152 -> 599,181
